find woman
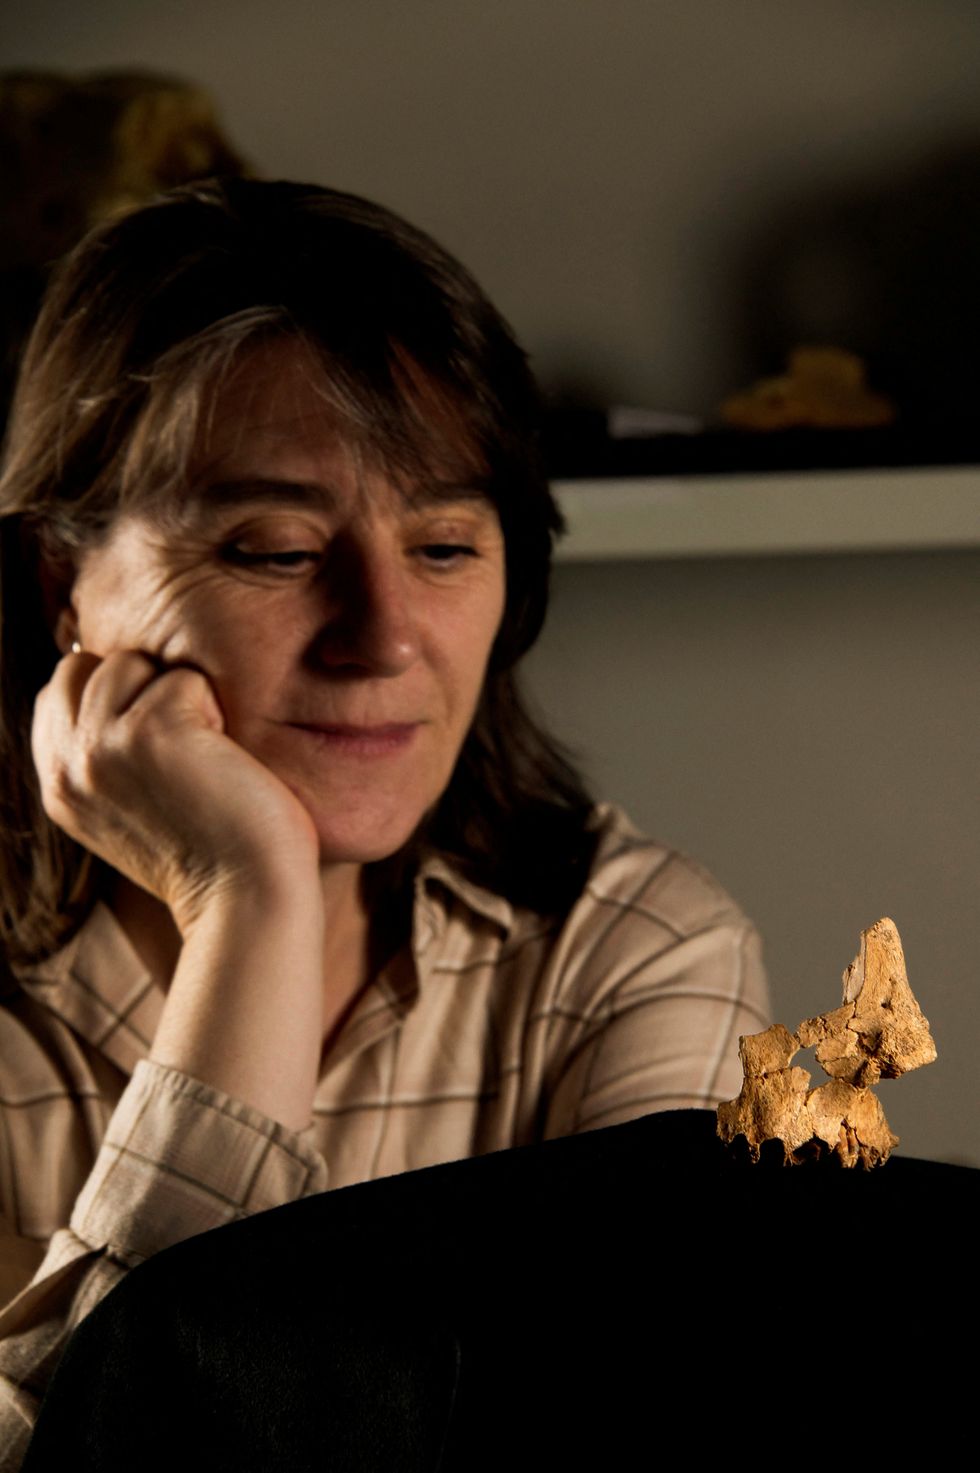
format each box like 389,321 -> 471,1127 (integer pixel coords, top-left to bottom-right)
0,178 -> 767,1456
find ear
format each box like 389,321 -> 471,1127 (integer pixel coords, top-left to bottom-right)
35,545 -> 80,655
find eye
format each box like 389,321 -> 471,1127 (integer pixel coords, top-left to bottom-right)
414,542 -> 479,569
221,543 -> 322,574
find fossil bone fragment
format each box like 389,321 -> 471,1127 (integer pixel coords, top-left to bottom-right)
797,918 -> 937,1086
717,918 -> 936,1167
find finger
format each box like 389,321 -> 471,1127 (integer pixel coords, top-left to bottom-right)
74,648 -> 165,728
32,650 -> 162,797
35,648 -> 103,724
30,650 -> 104,778
122,663 -> 226,735
37,648 -> 162,735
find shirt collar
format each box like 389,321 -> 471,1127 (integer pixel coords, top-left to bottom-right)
415,854 -> 515,930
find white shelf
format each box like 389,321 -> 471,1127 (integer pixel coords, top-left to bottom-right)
552,465 -> 980,561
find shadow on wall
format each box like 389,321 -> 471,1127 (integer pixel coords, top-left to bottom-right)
730,138 -> 980,429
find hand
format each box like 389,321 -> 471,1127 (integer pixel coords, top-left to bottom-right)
32,649 -> 321,933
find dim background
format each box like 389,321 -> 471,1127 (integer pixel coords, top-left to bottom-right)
3,0 -> 977,1164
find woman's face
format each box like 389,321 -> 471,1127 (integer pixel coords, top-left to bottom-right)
61,341 -> 507,866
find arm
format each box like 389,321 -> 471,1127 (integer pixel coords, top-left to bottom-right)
0,650 -> 333,1462
0,1060 -> 329,1469
33,648 -> 329,1126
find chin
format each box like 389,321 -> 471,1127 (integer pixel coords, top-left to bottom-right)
311,811 -> 426,868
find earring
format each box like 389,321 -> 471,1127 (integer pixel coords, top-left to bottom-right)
70,640 -> 82,655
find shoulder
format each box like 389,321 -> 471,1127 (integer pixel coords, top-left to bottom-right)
500,805 -> 769,1130
536,802 -> 769,1022
579,802 -> 754,938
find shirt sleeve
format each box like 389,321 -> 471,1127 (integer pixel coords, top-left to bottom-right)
536,845 -> 771,1140
0,1059 -> 328,1469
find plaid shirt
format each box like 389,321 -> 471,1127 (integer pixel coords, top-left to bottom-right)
0,804 -> 767,1463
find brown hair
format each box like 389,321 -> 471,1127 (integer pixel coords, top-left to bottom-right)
0,177 -> 594,963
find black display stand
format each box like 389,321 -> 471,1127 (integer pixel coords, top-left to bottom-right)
23,1111 -> 977,1472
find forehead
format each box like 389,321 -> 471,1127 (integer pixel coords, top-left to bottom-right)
186,339 -> 488,508
198,341 -> 336,449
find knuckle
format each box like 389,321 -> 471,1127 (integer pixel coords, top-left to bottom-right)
159,666 -> 208,700
117,718 -> 162,765
49,759 -> 80,809
77,741 -> 111,788
39,756 -> 85,829
103,648 -> 154,676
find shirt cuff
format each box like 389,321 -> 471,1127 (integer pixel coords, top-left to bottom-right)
70,1059 -> 329,1266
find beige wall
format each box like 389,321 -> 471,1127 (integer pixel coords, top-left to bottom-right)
4,1 -> 976,1159
524,549 -> 980,1166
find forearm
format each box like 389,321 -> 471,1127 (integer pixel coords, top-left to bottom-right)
150,875 -> 326,1132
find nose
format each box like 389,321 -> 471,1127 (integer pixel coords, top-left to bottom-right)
311,536 -> 421,677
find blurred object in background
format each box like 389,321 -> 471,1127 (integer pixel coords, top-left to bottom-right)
720,346 -> 896,432
0,69 -> 249,426
731,142 -> 980,435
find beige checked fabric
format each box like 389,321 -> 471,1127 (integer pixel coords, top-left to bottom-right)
0,804 -> 768,1463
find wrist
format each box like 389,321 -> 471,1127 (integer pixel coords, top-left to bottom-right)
170,855 -> 322,941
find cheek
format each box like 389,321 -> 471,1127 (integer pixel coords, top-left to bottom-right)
135,566 -> 286,668
76,570 -> 175,653
450,590 -> 506,715
164,600 -> 314,739
73,537 -> 205,654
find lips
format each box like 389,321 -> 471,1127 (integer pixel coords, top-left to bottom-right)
284,721 -> 420,757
